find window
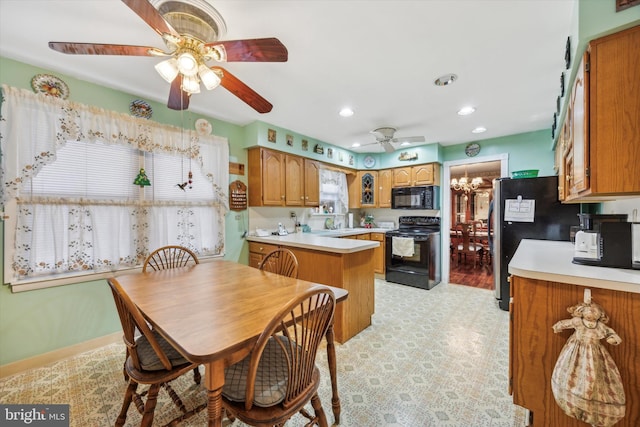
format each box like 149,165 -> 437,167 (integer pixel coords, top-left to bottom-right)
1,85 -> 228,289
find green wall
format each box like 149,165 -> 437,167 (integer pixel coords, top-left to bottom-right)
1,0 -> 636,367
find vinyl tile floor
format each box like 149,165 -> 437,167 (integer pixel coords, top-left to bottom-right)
0,279 -> 526,426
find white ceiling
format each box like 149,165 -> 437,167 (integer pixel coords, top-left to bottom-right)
0,0 -> 575,153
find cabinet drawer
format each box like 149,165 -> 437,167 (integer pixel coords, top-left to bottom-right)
248,242 -> 279,255
370,232 -> 385,241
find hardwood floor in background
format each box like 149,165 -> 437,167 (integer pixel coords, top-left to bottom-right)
449,260 -> 494,290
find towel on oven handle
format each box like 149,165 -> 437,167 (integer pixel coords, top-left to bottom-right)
392,236 -> 415,257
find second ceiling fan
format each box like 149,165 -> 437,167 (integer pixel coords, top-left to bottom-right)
364,127 -> 426,153
48,0 -> 288,113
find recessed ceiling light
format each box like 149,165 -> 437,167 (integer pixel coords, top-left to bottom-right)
458,106 -> 476,116
472,126 -> 487,134
434,73 -> 458,86
400,142 -> 411,146
339,107 -> 354,117
351,142 -> 361,148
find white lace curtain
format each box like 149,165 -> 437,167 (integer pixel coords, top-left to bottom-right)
319,168 -> 348,214
0,85 -> 229,283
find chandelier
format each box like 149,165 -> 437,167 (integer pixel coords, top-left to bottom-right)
451,174 -> 483,193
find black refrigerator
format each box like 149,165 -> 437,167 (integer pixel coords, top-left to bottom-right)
493,176 -> 580,311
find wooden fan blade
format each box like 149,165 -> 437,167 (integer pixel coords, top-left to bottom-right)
167,75 -> 190,110
210,66 -> 273,113
205,38 -> 288,62
121,0 -> 180,38
48,42 -> 159,56
391,136 -> 426,143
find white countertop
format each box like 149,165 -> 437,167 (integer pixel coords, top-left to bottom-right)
508,239 -> 640,294
247,230 -> 381,254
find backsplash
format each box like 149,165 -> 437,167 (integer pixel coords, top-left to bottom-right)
601,197 -> 640,222
248,207 -> 441,234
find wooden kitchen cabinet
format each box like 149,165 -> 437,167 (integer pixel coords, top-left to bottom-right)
370,232 -> 386,274
248,147 -> 320,207
248,242 -> 279,268
510,275 -> 640,426
303,159 -> 320,206
285,154 -> 304,205
392,163 -> 440,187
561,25 -> 640,202
378,169 -> 392,208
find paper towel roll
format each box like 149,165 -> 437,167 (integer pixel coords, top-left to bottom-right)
348,213 -> 354,229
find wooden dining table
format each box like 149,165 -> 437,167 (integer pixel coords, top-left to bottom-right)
113,259 -> 349,427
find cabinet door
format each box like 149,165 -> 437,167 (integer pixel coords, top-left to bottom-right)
304,159 -> 320,206
392,167 -> 411,187
378,169 -> 392,208
568,53 -> 589,195
262,149 -> 285,206
285,155 -> 304,206
370,232 -> 385,273
360,171 -> 377,207
412,164 -> 435,185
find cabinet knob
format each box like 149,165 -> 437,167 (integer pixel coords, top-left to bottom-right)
281,195 -> 285,199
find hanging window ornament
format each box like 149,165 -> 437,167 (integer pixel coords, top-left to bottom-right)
133,168 -> 151,187
188,170 -> 193,189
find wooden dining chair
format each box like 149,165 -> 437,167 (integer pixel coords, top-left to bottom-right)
107,278 -> 206,427
454,223 -> 484,268
258,248 -> 299,278
221,286 -> 336,427
142,245 -> 199,272
126,245 -> 201,384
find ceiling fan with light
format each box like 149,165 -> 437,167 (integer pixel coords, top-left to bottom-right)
362,127 -> 426,153
48,0 -> 287,113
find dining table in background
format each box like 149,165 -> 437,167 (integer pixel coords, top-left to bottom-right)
114,259 -> 349,427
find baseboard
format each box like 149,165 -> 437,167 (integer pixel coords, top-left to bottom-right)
0,332 -> 121,379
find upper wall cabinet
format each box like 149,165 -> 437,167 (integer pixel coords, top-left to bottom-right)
392,163 -> 440,187
248,147 -> 321,207
560,25 -> 640,202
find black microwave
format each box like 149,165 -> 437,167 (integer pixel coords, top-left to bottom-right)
391,186 -> 440,210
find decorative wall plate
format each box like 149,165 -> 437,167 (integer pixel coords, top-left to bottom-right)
31,74 -> 69,99
363,155 -> 376,168
129,99 -> 152,119
465,143 -> 481,157
195,118 -> 212,135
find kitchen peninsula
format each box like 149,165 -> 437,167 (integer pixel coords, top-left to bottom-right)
508,239 -> 640,427
247,230 -> 381,343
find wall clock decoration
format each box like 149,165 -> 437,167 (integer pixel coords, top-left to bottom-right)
129,99 -> 152,119
363,155 -> 376,168
465,143 -> 481,157
31,74 -> 69,99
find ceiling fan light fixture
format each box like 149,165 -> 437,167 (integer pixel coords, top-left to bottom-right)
181,74 -> 201,94
155,58 -> 179,83
198,64 -> 220,90
177,52 -> 198,76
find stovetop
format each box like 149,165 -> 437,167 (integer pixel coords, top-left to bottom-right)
387,216 -> 441,235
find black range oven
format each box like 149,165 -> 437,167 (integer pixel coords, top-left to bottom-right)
385,216 -> 441,290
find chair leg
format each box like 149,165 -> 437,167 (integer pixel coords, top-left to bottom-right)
311,394 -> 329,427
192,366 -> 201,384
140,384 -> 161,427
116,381 -> 138,427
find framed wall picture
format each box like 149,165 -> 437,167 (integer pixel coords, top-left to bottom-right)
286,134 -> 293,146
560,72 -> 565,97
564,36 -> 571,70
327,148 -> 333,159
302,139 -> 308,151
616,0 -> 640,12
267,128 -> 276,143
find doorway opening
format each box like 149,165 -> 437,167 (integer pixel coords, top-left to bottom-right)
442,154 -> 508,288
